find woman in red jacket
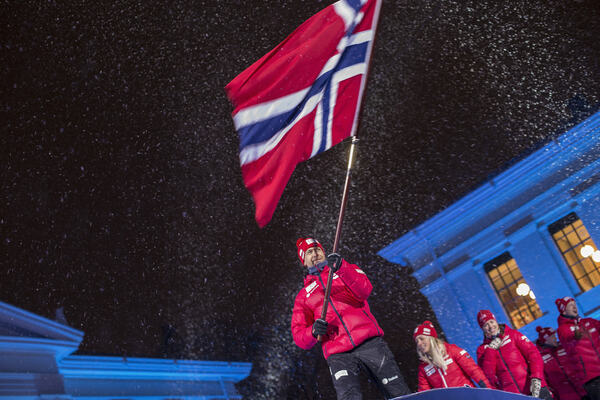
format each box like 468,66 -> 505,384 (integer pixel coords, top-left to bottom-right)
414,320 -> 491,391
556,297 -> 600,400
476,310 -> 552,399
535,326 -> 586,400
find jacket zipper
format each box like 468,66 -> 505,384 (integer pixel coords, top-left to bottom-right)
578,355 -> 587,378
438,368 -> 448,388
318,275 -> 355,347
496,346 -> 521,392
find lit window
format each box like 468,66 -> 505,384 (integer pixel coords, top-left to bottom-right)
484,252 -> 543,329
549,213 -> 600,292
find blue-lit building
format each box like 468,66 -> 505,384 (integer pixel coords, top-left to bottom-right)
379,111 -> 600,357
0,301 -> 252,399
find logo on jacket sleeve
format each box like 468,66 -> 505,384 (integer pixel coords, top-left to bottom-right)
305,281 -> 318,298
542,354 -> 552,363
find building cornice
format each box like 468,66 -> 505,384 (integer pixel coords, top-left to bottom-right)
379,111 -> 600,271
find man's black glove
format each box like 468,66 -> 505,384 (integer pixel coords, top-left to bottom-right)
327,253 -> 342,272
478,380 -> 487,388
312,319 -> 328,338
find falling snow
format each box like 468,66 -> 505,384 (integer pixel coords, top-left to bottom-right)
2,0 -> 600,398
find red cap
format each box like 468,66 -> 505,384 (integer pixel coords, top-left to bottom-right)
413,320 -> 437,340
536,326 -> 555,345
477,310 -> 496,328
555,297 -> 575,314
296,238 -> 325,265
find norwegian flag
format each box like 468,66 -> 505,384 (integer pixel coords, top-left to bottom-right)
225,0 -> 381,227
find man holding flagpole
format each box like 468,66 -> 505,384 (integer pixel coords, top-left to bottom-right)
292,238 -> 410,399
225,1 -> 405,396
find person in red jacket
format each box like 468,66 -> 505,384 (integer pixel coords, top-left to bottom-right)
556,297 -> 600,400
535,326 -> 586,400
414,320 -> 491,391
476,310 -> 552,399
291,238 -> 410,400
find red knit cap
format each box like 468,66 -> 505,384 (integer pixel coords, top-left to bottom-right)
413,320 -> 437,340
536,326 -> 555,345
296,238 -> 325,265
555,297 -> 575,314
477,310 -> 496,328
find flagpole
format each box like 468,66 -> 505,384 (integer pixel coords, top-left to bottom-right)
317,0 -> 384,342
317,136 -> 358,341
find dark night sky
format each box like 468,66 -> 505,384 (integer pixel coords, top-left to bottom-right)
2,0 -> 600,398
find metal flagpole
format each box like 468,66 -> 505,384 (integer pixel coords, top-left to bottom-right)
316,0 -> 383,343
316,137 -> 359,342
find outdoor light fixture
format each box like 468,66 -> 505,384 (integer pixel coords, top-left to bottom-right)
593,250 -> 600,263
516,283 -> 530,296
516,282 -> 536,299
581,245 -> 595,258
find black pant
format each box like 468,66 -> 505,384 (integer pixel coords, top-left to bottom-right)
585,376 -> 600,400
326,336 -> 410,400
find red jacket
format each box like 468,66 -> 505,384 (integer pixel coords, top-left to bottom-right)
291,259 -> 383,359
537,343 -> 586,400
476,324 -> 547,395
418,343 -> 491,391
556,314 -> 600,386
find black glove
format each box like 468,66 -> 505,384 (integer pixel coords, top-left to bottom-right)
312,319 -> 328,338
327,253 -> 342,272
478,380 -> 487,388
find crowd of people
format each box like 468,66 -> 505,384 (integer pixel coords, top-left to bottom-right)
414,298 -> 600,400
289,237 -> 600,400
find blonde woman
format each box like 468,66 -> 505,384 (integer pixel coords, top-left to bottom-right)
414,321 -> 491,391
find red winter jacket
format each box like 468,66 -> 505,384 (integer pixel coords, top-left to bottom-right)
476,324 -> 547,395
418,343 -> 491,391
291,259 -> 383,359
556,314 -> 600,386
537,343 -> 586,400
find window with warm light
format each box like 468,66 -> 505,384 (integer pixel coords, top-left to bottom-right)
548,212 -> 600,292
484,252 -> 543,329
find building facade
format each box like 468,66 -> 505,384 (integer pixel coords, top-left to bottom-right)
0,301 -> 252,399
379,111 -> 600,357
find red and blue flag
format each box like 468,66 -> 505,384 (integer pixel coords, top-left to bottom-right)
225,0 -> 382,227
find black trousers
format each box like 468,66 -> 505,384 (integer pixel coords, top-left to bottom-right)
585,376 -> 600,400
326,336 -> 410,400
